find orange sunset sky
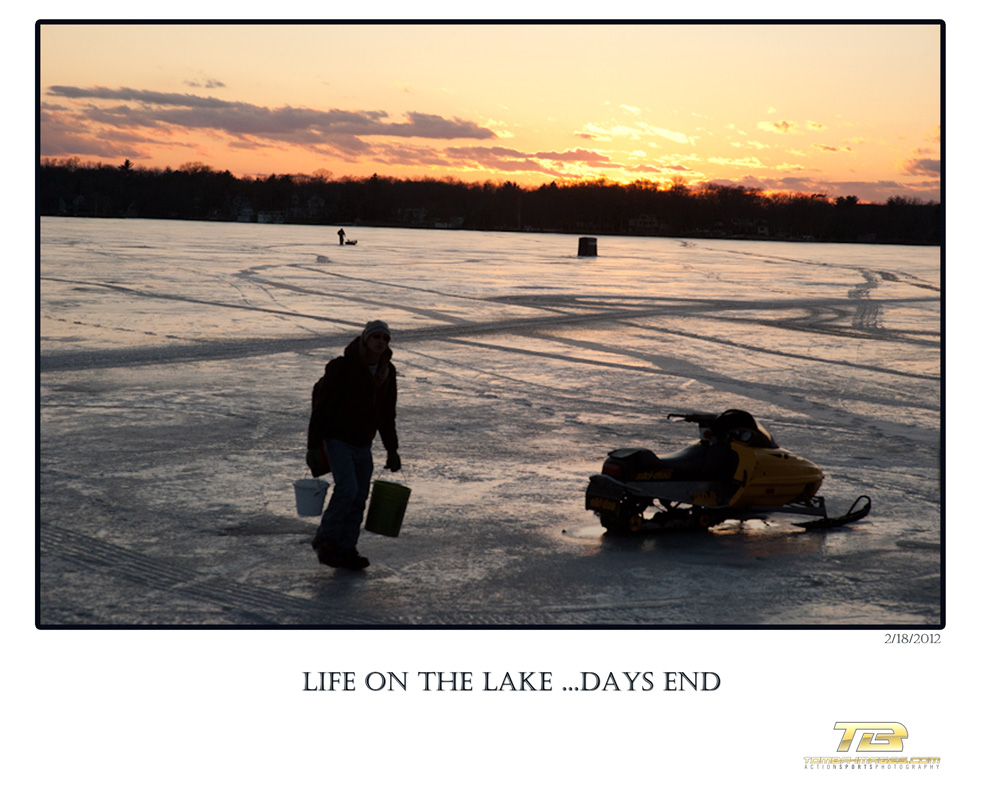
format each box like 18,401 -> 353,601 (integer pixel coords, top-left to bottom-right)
38,22 -> 942,204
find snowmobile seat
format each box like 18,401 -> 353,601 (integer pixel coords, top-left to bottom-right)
656,442 -> 739,480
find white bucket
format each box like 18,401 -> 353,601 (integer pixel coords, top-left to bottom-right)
294,478 -> 330,516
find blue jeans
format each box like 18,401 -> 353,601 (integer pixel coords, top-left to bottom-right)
315,439 -> 373,550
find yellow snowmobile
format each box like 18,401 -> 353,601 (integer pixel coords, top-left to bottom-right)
585,409 -> 871,534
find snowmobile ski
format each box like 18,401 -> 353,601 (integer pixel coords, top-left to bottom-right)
792,495 -> 872,530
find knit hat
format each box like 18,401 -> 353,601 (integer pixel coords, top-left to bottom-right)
362,319 -> 391,345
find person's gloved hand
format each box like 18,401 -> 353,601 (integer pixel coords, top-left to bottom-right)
385,451 -> 402,472
306,448 -> 329,477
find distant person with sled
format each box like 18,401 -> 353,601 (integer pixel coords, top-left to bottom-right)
338,228 -> 346,245
307,320 -> 401,570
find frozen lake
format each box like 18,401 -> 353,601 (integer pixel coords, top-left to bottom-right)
38,217 -> 941,626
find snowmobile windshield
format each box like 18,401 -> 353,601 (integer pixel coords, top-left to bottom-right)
742,421 -> 778,448
672,410 -> 779,448
715,410 -> 778,448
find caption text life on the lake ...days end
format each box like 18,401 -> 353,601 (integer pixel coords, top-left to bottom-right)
303,670 -> 721,692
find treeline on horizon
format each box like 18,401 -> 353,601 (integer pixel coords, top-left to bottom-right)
38,159 -> 941,245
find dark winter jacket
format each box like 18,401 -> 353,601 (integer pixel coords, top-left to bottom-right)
307,337 -> 399,466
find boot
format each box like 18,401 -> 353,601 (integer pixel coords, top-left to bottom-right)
312,538 -> 370,571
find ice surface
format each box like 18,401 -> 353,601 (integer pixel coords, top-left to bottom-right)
38,217 -> 941,626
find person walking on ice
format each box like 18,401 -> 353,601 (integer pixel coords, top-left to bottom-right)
307,320 -> 401,570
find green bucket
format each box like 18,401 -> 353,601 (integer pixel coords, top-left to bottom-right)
365,479 -> 411,537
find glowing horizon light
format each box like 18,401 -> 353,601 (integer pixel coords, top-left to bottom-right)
38,21 -> 941,204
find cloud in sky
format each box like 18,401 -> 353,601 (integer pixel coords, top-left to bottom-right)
434,145 -> 636,180
902,157 -> 940,176
708,173 -> 936,204
533,148 -> 616,165
184,78 -> 226,89
577,120 -> 693,146
708,155 -> 766,170
40,104 -> 189,160
43,84 -> 498,162
757,120 -> 797,134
